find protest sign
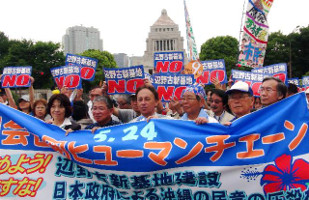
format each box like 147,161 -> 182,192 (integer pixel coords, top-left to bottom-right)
196,59 -> 227,85
302,76 -> 309,92
104,66 -> 145,95
0,93 -> 308,199
50,65 -> 82,89
1,66 -> 32,88
65,54 -> 98,81
154,52 -> 184,74
252,63 -> 288,84
183,60 -> 204,79
151,73 -> 194,102
288,78 -> 300,86
302,76 -> 309,87
231,69 -> 271,96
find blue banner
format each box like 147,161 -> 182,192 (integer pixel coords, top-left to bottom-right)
1,93 -> 309,198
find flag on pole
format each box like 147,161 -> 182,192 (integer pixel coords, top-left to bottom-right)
184,0 -> 199,62
238,0 -> 274,68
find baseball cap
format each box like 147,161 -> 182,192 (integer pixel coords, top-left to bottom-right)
18,95 -> 30,102
182,83 -> 206,99
226,81 -> 253,96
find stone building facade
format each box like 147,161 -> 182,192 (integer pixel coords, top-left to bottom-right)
131,9 -> 186,73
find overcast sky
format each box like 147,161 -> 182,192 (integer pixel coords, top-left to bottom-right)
1,0 -> 308,56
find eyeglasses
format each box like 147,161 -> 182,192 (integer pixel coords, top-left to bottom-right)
229,93 -> 250,100
259,87 -> 277,93
209,99 -> 222,104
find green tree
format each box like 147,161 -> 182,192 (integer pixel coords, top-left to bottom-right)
265,26 -> 309,78
264,31 -> 289,66
199,36 -> 240,77
29,42 -> 65,88
290,26 -> 309,78
0,32 -> 10,65
2,40 -> 65,88
80,49 -> 117,92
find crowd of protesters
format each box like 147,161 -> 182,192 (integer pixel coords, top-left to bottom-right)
0,75 -> 308,134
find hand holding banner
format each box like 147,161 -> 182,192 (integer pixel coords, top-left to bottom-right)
0,93 -> 309,199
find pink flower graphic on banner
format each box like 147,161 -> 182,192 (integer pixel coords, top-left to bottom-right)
261,154 -> 309,194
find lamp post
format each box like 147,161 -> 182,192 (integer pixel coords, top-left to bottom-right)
288,26 -> 300,78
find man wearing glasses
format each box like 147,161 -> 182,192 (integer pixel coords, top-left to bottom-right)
259,77 -> 287,107
225,81 -> 254,121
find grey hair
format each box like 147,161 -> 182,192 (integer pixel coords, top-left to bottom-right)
93,96 -> 113,109
115,94 -> 131,104
262,77 -> 287,99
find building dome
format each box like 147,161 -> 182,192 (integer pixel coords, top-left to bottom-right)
153,9 -> 176,26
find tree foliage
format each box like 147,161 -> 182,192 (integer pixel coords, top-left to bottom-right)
0,32 -> 10,63
0,35 -> 65,88
0,31 -> 118,90
199,26 -> 309,79
199,36 -> 240,77
80,49 -> 117,92
264,25 -> 309,78
264,32 -> 289,66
